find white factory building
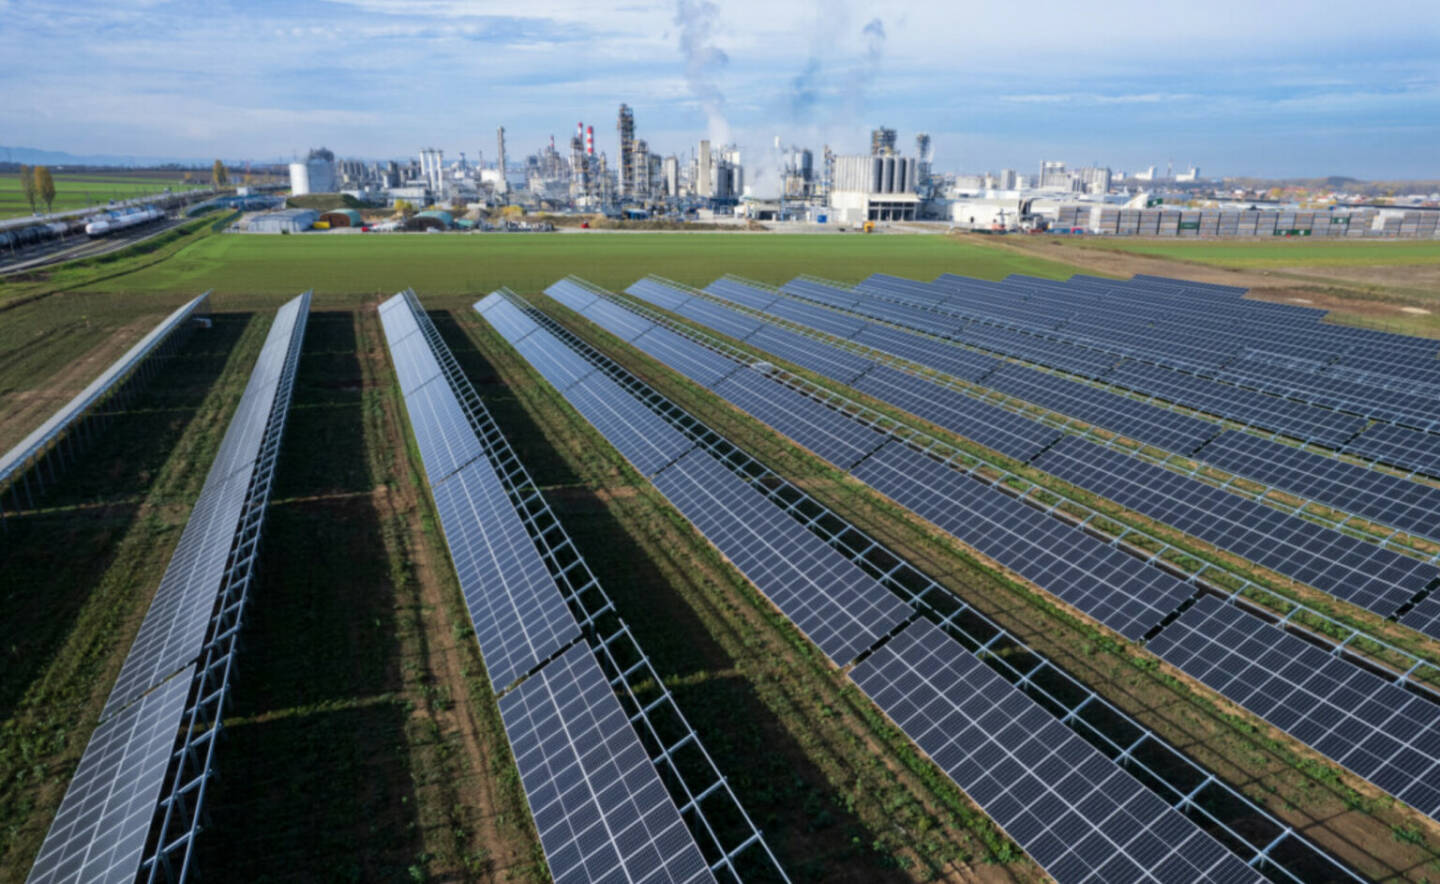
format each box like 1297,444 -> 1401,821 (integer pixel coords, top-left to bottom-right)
827,155 -> 921,223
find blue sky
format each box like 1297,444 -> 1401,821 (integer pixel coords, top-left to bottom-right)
1,0 -> 1438,179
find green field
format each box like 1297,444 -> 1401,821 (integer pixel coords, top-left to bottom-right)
0,171 -> 207,219
69,232 -> 1085,308
1067,236 -> 1440,268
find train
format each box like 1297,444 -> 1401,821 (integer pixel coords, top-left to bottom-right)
84,206 -> 165,237
0,218 -> 82,251
0,205 -> 167,252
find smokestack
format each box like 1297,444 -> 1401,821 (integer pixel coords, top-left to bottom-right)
586,126 -> 594,156
577,121 -> 584,143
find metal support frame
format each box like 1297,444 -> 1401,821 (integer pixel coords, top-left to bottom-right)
397,291 -> 788,882
605,277 -> 1440,696
504,290 -> 1362,884
139,297 -> 308,884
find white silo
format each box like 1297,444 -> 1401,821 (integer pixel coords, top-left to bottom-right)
289,162 -> 311,196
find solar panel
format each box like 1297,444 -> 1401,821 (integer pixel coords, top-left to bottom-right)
378,294 -> 423,349
852,441 -> 1192,640
847,324 -> 1001,383
851,620 -> 1261,884
625,277 -> 696,312
1150,595 -> 1440,820
712,369 -> 887,471
102,296 -> 309,719
499,643 -> 716,884
983,363 -> 1222,455
672,297 -> 766,341
387,329 -> 445,394
1199,430 -> 1440,546
543,278 -> 600,314
1107,361 -> 1368,447
744,325 -> 875,384
851,366 -> 1061,462
431,457 -> 582,691
1344,423 -> 1440,479
761,295 -> 870,339
477,293 -> 543,343
1400,595 -> 1440,639
702,278 -> 782,311
622,326 -> 741,389
512,330 -> 599,393
402,375 -> 485,486
26,670 -> 193,884
652,448 -> 909,665
556,374 -> 695,477
1032,436 -> 1436,619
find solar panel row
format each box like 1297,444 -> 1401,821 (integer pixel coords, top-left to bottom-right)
29,293 -> 311,884
790,274 -> 1395,452
625,280 -> 1061,462
104,293 -> 311,719
387,292 -> 724,883
1199,430 -> 1440,545
851,273 -> 1440,460
852,620 -> 1262,884
1150,596 -> 1440,821
1032,436 -> 1440,628
583,283 -> 1203,645
497,287 -> 1264,883
575,282 -> 1440,822
707,279 -> 1440,562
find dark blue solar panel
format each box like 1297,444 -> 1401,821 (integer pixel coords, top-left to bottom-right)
1033,436 -> 1436,618
1400,596 -> 1440,641
851,620 -> 1260,884
852,441 -> 1192,640
1107,361 -> 1368,447
652,448 -> 909,665
1199,430 -> 1440,545
703,278 -> 783,311
629,325 -> 744,389
672,297 -> 765,341
556,374 -> 695,477
851,366 -> 1061,462
712,369 -> 888,471
745,325 -> 875,384
984,364 -> 1221,454
1150,595 -> 1440,821
847,324 -> 1000,383
499,644 -> 716,884
430,458 -> 582,692
1344,423 -> 1440,479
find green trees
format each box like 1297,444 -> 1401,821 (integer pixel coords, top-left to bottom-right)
212,160 -> 229,188
34,166 -> 55,213
19,165 -> 37,213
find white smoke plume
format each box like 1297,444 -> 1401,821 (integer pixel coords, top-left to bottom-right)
674,0 -> 731,145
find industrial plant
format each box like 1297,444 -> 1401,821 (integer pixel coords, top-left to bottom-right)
257,104 -> 1440,238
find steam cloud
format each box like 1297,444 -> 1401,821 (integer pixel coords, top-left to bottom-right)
674,0 -> 731,144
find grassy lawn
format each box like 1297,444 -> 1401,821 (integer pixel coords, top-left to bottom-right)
0,171 -> 207,219
69,232 -> 1084,306
1063,237 -> 1440,268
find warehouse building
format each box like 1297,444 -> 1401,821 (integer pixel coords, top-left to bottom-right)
410,210 -> 453,231
318,209 -> 364,228
247,209 -> 318,233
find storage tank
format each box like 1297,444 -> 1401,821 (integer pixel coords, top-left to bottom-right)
289,162 -> 311,196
